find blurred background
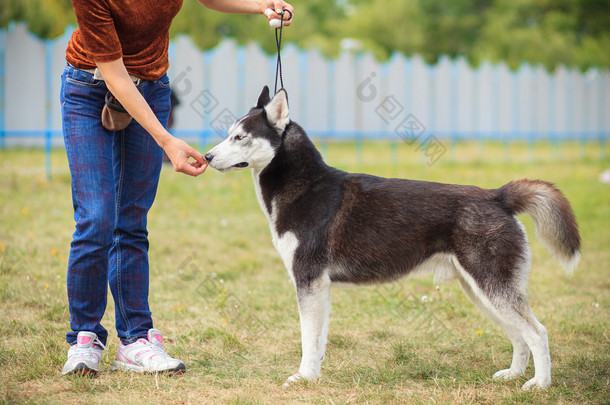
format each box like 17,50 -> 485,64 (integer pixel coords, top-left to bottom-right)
1,4 -> 609,402
4,0 -> 610,67
0,0 -> 609,170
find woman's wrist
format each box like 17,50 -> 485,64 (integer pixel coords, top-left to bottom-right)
152,129 -> 174,150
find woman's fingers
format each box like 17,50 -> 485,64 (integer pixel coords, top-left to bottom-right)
177,158 -> 207,176
166,138 -> 208,177
264,1 -> 294,27
181,148 -> 208,176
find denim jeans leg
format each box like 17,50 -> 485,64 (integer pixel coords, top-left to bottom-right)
61,65 -> 114,346
108,77 -> 170,344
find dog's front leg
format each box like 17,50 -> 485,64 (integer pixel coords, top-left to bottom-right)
283,273 -> 331,388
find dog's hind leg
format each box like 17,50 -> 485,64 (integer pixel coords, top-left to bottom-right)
495,299 -> 550,390
455,267 -> 551,390
457,275 -> 530,380
283,272 -> 331,388
514,313 -> 550,390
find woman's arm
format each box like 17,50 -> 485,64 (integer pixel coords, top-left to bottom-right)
198,0 -> 294,26
96,58 -> 207,177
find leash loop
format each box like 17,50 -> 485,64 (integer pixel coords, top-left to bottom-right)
274,9 -> 291,94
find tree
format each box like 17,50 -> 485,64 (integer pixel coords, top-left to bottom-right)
1,0 -> 75,39
169,0 -> 347,56
2,0 -> 609,70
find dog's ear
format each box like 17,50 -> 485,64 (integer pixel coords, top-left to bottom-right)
256,86 -> 271,109
264,89 -> 289,133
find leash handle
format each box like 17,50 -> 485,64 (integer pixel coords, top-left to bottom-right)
265,8 -> 292,28
265,8 -> 292,93
272,9 -> 292,94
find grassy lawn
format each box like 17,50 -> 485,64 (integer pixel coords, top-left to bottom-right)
0,140 -> 609,404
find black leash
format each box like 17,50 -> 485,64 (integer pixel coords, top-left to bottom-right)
274,9 -> 292,94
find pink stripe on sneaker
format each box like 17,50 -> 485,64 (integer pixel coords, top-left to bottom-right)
136,349 -> 153,357
78,336 -> 92,345
119,352 -> 135,364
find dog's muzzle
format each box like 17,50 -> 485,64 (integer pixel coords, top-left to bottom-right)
204,153 -> 248,170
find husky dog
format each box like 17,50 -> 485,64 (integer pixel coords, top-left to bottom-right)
204,86 -> 581,390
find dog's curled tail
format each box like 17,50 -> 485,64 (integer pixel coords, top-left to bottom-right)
498,179 -> 581,275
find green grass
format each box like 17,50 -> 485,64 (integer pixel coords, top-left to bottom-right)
0,140 -> 609,404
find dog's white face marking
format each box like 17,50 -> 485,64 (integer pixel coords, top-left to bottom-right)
206,123 -> 276,172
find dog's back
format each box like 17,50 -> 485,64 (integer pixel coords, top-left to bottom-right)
256,121 -> 581,287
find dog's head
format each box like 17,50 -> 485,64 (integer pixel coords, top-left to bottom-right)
204,86 -> 289,172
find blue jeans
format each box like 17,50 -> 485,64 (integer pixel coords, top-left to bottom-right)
61,64 -> 170,345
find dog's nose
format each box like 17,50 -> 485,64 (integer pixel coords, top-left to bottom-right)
204,153 -> 214,162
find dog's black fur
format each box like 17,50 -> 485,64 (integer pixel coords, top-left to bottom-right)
248,87 -> 579,292
205,86 -> 581,390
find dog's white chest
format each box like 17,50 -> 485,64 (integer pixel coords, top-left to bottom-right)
253,171 -> 299,284
272,231 -> 299,284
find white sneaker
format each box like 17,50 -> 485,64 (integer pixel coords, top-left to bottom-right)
62,331 -> 106,376
110,329 -> 185,373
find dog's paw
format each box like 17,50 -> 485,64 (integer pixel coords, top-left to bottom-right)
282,373 -> 303,389
493,368 -> 523,381
522,376 -> 551,390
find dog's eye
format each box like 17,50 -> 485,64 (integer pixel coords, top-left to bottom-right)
234,134 -> 246,141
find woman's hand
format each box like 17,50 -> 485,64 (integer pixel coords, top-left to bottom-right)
263,0 -> 294,27
163,137 -> 208,177
198,0 -> 294,26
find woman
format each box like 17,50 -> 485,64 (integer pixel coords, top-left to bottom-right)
61,0 -> 294,376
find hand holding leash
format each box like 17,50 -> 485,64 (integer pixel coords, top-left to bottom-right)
265,7 -> 292,93
264,6 -> 293,28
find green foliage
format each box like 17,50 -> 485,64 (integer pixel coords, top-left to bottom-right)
1,0 -> 75,39
3,0 -> 609,70
472,0 -> 610,70
168,0 -> 347,56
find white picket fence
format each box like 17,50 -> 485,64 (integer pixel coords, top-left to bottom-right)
1,23 -> 609,147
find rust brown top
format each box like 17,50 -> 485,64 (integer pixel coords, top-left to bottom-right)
66,0 -> 183,81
